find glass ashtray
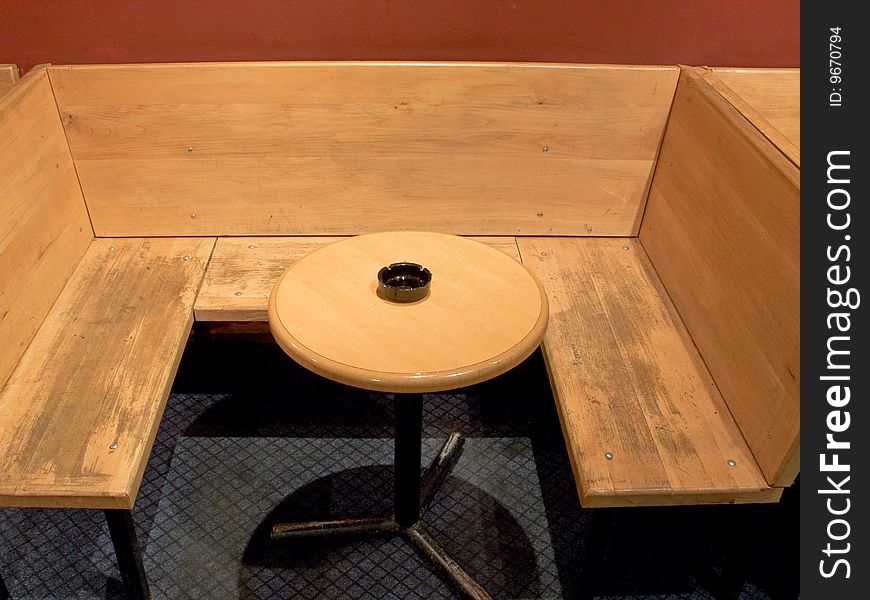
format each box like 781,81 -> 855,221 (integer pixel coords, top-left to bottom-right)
377,262 -> 432,303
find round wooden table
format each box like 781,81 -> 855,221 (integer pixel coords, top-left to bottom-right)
268,231 -> 548,599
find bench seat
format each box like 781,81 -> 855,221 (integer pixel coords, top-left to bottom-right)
195,236 -> 522,322
194,234 -> 781,507
517,237 -> 780,507
0,237 -> 213,509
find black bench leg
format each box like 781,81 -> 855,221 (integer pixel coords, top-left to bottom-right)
579,507 -> 613,600
0,569 -> 10,600
104,509 -> 150,600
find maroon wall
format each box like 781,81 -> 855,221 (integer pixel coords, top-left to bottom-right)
2,1 -> 799,75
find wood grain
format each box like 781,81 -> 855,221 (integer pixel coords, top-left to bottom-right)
703,67 -> 800,167
195,236 -> 520,321
0,64 -> 18,96
639,69 -> 800,487
71,157 -> 652,236
49,62 -> 678,236
0,68 -> 93,391
516,237 -> 777,507
269,232 -> 548,393
0,237 -> 214,509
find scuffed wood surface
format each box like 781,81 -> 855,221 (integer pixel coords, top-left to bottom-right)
0,237 -> 214,509
640,69 -> 799,487
516,237 -> 777,507
195,235 -> 520,321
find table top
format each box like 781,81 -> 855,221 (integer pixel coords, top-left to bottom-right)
268,231 -> 548,393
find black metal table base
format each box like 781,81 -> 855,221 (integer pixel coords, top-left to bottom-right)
271,393 -> 492,600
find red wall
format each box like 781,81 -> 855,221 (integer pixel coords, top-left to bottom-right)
2,1 -> 799,74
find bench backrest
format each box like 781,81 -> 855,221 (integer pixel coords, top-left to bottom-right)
48,62 -> 678,237
639,68 -> 800,487
0,68 -> 94,389
701,67 -> 800,167
1,64 -> 18,96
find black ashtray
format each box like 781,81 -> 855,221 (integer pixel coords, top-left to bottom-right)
377,262 -> 432,303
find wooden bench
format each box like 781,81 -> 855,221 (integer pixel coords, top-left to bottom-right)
0,62 -> 799,599
0,68 -> 215,599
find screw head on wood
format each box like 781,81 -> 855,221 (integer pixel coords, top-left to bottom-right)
190,213 -> 197,219
109,442 -> 119,450
248,244 -> 257,249
727,459 -> 736,467
542,146 -> 550,152
187,146 -> 193,153
182,256 -> 190,261
623,246 -> 629,250
604,451 -> 614,460
234,291 -> 242,296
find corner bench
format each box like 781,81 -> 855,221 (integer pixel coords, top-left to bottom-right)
190,66 -> 800,507
196,234 -> 783,507
1,61 -> 798,599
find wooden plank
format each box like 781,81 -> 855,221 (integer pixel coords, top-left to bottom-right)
709,68 -> 799,147
516,237 -> 776,507
0,237 -> 214,509
703,67 -> 800,167
198,321 -> 274,341
72,157 -> 651,237
49,62 -> 678,236
0,64 -> 18,95
195,236 -> 520,321
56,100 -> 670,162
0,68 -> 93,391
639,69 -> 800,487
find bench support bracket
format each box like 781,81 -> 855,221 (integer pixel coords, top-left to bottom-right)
579,507 -> 614,599
105,509 -> 150,600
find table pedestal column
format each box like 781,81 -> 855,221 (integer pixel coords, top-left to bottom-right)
394,393 -> 423,527
271,393 -> 491,600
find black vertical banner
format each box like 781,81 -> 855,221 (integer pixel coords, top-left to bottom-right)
802,3 -> 868,599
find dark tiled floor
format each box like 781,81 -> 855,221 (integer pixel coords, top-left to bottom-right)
1,340 -> 798,599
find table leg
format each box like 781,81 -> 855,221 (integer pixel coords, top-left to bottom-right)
272,516 -> 397,540
270,391 -> 491,599
407,524 -> 492,600
395,394 -> 490,600
420,432 -> 464,513
394,393 -> 423,527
